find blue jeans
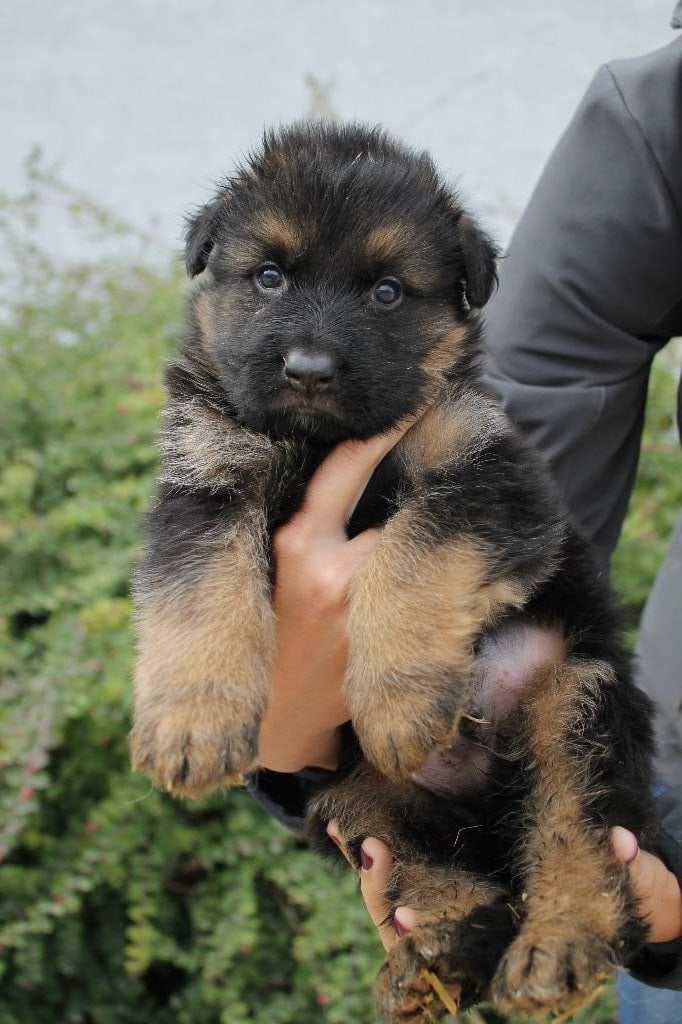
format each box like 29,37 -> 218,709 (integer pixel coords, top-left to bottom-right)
618,969 -> 682,1024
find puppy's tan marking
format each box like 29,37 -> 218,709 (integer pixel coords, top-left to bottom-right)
191,290 -> 241,362
401,264 -> 439,295
221,237 -> 270,274
365,224 -> 443,293
194,290 -> 213,341
346,511 -> 528,779
161,399 -> 277,491
366,223 -> 412,263
252,209 -> 306,256
397,866 -> 503,924
493,661 -> 627,1014
219,211 -> 307,272
421,325 -> 468,389
397,390 -> 507,478
131,515 -> 274,797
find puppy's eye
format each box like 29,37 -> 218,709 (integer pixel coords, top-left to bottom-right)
370,278 -> 403,308
255,263 -> 286,291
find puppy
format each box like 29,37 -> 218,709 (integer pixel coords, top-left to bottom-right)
131,122 -> 657,1021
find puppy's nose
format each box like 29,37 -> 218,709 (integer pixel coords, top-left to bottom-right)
283,348 -> 336,392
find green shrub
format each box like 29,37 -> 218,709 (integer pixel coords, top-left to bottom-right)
0,171 -> 678,1024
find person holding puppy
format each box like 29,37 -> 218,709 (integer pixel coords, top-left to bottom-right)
251,13 -> 682,1021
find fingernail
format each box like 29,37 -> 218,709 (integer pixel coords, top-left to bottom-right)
326,822 -> 342,847
624,832 -> 640,865
360,844 -> 373,871
612,825 -> 640,864
394,913 -> 408,938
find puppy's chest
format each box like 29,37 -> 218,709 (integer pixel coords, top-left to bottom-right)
348,455 -> 408,537
263,446 -> 408,538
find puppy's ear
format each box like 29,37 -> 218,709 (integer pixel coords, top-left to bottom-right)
184,197 -> 225,277
458,214 -> 499,309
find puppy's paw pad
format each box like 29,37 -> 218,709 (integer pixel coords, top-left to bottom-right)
491,930 -> 613,1015
131,706 -> 259,797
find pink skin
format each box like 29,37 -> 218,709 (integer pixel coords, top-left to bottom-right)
411,621 -> 566,797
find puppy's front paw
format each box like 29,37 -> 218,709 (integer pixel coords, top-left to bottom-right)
491,925 -> 613,1017
353,675 -> 460,781
130,697 -> 259,798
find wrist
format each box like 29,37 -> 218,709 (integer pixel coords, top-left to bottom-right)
258,722 -> 344,773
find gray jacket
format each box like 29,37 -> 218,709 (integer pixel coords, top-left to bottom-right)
484,32 -> 682,990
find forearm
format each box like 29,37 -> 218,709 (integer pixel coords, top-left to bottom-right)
484,53 -> 682,560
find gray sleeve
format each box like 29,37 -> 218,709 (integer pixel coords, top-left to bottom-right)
483,39 -> 682,564
246,723 -> 361,833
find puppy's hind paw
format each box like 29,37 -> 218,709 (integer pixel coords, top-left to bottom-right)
375,928 -> 463,1024
491,927 -> 614,1018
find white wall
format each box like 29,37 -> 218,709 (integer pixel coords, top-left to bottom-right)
1,1 -> 677,265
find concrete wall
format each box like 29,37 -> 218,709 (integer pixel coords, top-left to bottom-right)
1,1 -> 677,265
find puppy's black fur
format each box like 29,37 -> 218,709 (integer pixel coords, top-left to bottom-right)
131,123 -> 657,1021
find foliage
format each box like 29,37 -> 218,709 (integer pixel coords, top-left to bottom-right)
0,168 -> 679,1024
0,169 -> 381,1024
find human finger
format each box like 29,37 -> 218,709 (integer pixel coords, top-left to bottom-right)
358,837 -> 402,952
326,819 -> 355,868
298,417 -> 418,534
326,824 -> 418,952
611,826 -> 682,943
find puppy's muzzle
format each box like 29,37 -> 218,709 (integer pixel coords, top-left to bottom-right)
283,348 -> 336,394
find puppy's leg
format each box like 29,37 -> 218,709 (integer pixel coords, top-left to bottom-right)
131,509 -> 273,798
346,395 -> 565,781
346,508 -> 529,780
491,660 -> 649,1017
308,767 -> 513,1022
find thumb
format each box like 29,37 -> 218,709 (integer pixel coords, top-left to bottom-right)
611,826 -> 682,943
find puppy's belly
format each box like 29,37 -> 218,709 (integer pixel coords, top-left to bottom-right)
411,621 -> 566,797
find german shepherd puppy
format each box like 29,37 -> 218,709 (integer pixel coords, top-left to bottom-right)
131,123 -> 657,1021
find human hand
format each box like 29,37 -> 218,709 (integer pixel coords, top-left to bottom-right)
330,824 -> 682,952
611,826 -> 682,944
258,420 -> 416,774
326,822 -> 417,952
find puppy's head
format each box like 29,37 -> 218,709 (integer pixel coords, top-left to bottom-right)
183,122 -> 497,442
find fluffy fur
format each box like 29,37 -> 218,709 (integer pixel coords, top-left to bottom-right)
131,122 -> 658,1021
